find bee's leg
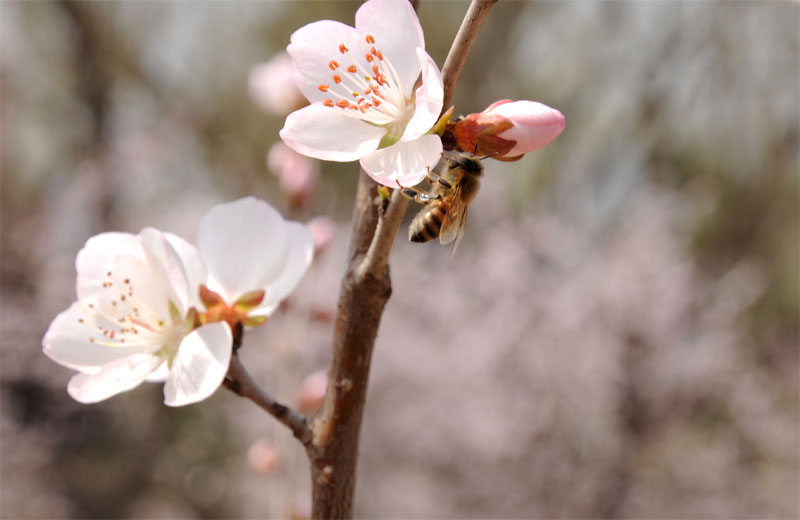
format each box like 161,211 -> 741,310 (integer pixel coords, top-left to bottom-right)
426,170 -> 452,190
396,181 -> 439,203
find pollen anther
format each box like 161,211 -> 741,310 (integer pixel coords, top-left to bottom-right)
333,74 -> 342,84
339,43 -> 348,54
329,60 -> 339,70
318,84 -> 330,92
323,99 -> 335,107
347,65 -> 357,73
366,34 -> 375,44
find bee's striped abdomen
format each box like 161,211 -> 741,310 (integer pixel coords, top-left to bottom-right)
409,202 -> 448,242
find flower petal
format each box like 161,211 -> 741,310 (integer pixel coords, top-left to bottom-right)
43,301 -> 153,372
145,361 -> 170,383
280,103 -> 385,161
163,322 -> 232,407
165,232 -> 208,310
198,198 -> 290,302
492,100 -> 566,155
360,134 -> 442,187
67,354 -> 162,404
288,20 -> 369,104
402,48 -> 444,141
254,222 -> 314,316
355,0 -> 425,98
75,232 -> 139,299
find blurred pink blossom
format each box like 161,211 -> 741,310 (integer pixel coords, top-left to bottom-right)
249,53 -> 307,116
296,370 -> 327,415
453,99 -> 565,161
306,216 -> 336,256
268,142 -> 319,209
247,438 -> 281,474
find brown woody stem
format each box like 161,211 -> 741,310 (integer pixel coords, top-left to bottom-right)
225,354 -> 312,445
305,1 -> 498,518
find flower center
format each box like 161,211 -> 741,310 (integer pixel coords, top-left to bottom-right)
317,34 -> 410,127
76,270 -> 182,356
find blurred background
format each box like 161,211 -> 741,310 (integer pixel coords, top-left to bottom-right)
2,1 -> 798,518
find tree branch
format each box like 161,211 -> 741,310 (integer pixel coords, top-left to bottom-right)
305,1 -> 499,518
225,354 -> 312,446
440,0 -> 498,111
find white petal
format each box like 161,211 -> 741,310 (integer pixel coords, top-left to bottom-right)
198,197 -> 289,302
165,232 -> 208,310
360,134 -> 443,187
402,48 -> 444,141
163,323 -> 232,407
145,361 -> 170,383
43,302 -> 152,372
355,0 -> 425,98
67,354 -> 162,404
75,232 -> 139,299
254,222 -> 314,317
288,20 -> 369,104
138,228 -> 193,316
280,103 -> 385,161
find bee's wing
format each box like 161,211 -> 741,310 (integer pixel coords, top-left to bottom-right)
439,186 -> 469,256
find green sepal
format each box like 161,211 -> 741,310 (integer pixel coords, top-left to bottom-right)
433,106 -> 455,136
168,300 -> 182,326
378,133 -> 400,149
235,289 -> 266,311
244,315 -> 268,328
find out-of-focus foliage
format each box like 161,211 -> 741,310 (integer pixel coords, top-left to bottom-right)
1,1 -> 797,518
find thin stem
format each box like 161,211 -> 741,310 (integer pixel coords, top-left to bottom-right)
440,0 -> 498,112
225,354 -> 312,446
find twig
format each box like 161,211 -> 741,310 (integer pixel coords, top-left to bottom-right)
440,0 -> 498,111
225,355 -> 312,445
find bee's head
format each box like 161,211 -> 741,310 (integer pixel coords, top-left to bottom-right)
448,154 -> 484,176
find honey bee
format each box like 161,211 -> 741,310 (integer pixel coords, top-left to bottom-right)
399,152 -> 485,256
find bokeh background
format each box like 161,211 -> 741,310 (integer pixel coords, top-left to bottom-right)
2,1 -> 798,518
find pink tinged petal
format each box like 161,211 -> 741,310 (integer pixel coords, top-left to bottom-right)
163,322 -> 232,407
75,232 -> 139,299
360,134 -> 442,187
402,48 -> 443,141
355,0 -> 425,97
67,354 -> 162,404
248,53 -> 305,116
280,103 -> 385,161
164,232 -> 208,309
491,101 -> 565,154
43,301 -> 156,372
254,222 -> 314,317
198,198 -> 290,302
288,20 -> 368,104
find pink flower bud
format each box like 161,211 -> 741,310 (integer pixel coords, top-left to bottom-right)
249,53 -> 307,116
306,216 -> 336,256
268,142 -> 318,209
296,370 -> 327,415
453,100 -> 565,161
247,438 -> 281,474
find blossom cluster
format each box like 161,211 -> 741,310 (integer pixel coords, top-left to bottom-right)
43,198 -> 313,406
267,0 -> 564,186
